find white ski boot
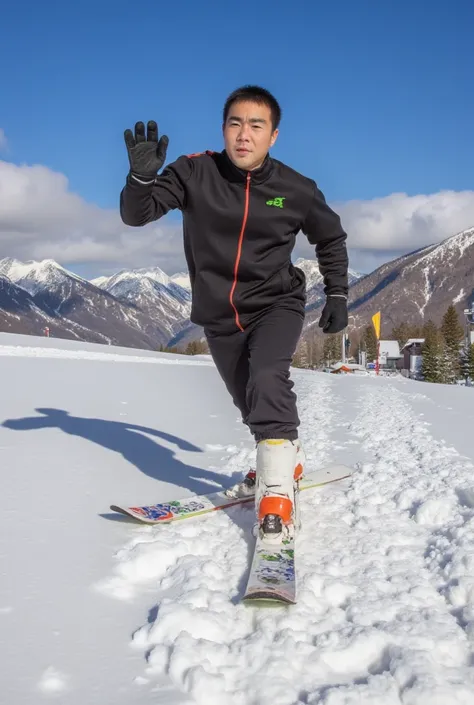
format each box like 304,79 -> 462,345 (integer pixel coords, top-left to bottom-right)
254,438 -> 300,543
225,438 -> 305,499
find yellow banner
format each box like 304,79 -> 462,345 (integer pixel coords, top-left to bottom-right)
372,311 -> 381,339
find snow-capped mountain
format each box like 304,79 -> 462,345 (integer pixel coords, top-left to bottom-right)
90,265 -> 171,291
170,272 -> 191,290
305,225 -> 474,331
92,267 -> 192,338
169,260 -> 364,349
2,226 -> 472,352
0,258 -> 87,297
293,258 -> 363,307
0,258 -> 165,348
0,258 -> 192,348
0,274 -> 55,335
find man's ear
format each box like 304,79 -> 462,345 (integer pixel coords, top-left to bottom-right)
270,129 -> 279,147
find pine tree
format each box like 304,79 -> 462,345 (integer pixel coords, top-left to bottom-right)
440,305 -> 464,382
421,323 -> 441,383
467,343 -> 474,384
422,319 -> 438,340
363,325 -> 378,363
307,333 -> 324,369
160,344 -> 179,354
390,322 -> 422,347
323,336 -> 333,366
334,333 -> 344,362
292,339 -> 308,368
184,339 -> 209,356
323,334 -> 342,366
389,322 -> 410,347
438,339 -> 458,385
441,305 -> 464,352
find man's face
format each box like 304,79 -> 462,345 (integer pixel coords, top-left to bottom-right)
223,100 -> 278,171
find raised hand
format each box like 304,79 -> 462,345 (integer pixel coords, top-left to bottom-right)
124,120 -> 169,180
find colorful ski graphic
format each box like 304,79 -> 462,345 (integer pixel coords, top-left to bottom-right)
110,464 -> 352,526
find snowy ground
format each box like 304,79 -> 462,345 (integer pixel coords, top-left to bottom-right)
2,332 -> 474,704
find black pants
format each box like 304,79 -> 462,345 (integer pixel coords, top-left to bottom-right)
205,306 -> 304,442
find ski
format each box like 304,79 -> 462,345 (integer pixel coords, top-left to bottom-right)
110,463 -> 352,526
242,463 -> 353,605
242,534 -> 297,605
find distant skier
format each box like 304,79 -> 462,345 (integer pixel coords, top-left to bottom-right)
119,85 -> 349,539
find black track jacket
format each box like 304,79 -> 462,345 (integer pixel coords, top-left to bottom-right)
120,149 -> 349,335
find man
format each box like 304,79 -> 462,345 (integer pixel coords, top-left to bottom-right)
120,85 -> 349,540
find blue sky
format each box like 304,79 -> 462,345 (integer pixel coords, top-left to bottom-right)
0,0 -> 472,277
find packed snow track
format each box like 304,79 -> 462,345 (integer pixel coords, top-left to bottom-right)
2,332 -> 474,704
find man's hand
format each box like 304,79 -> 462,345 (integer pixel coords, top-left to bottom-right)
124,120 -> 169,181
318,296 -> 348,334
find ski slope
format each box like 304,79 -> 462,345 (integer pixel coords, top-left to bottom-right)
1,332 -> 474,704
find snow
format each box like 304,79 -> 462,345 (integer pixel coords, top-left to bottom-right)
406,226 -> 474,316
2,331 -> 474,704
89,267 -> 192,332
89,274 -> 109,289
293,258 -> 362,289
294,258 -> 324,289
406,227 -> 474,272
92,266 -> 172,291
379,340 -> 401,359
0,257 -> 86,294
171,272 -> 191,290
401,338 -> 425,350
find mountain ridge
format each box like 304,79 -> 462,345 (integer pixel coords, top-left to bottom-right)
1,227 -> 472,349
305,225 -> 474,332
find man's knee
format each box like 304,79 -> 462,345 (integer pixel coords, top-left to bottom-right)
250,366 -> 291,392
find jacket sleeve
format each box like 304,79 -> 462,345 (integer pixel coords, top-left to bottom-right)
301,181 -> 349,298
120,155 -> 193,226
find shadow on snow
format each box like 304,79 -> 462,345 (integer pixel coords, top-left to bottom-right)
2,407 -> 238,496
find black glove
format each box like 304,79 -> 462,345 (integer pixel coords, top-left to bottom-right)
124,120 -> 169,181
318,296 -> 348,334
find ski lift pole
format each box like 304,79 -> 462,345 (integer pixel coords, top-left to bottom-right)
464,307 -> 474,348
342,315 -> 356,365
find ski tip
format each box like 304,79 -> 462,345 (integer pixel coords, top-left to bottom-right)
110,504 -> 128,515
109,504 -> 173,524
242,592 -> 296,606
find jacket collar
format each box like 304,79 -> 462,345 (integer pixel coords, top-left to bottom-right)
218,149 -> 274,185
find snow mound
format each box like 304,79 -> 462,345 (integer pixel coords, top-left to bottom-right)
2,333 -> 474,704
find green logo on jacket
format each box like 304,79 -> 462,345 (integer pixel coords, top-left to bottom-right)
266,197 -> 286,208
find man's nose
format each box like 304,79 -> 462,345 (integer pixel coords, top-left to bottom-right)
237,124 -> 251,140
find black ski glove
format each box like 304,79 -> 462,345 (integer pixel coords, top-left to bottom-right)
124,120 -> 169,181
318,296 -> 348,334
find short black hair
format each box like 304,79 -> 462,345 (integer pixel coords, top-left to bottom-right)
223,85 -> 282,131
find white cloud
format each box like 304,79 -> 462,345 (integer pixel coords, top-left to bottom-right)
294,189 -> 474,274
0,129 -> 7,152
338,190 -> 474,251
0,159 -> 184,276
1,158 -> 473,279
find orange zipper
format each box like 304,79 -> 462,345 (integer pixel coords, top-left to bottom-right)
229,172 -> 250,331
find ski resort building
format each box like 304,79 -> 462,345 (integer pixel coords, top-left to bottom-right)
399,338 -> 425,378
377,340 -> 403,370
